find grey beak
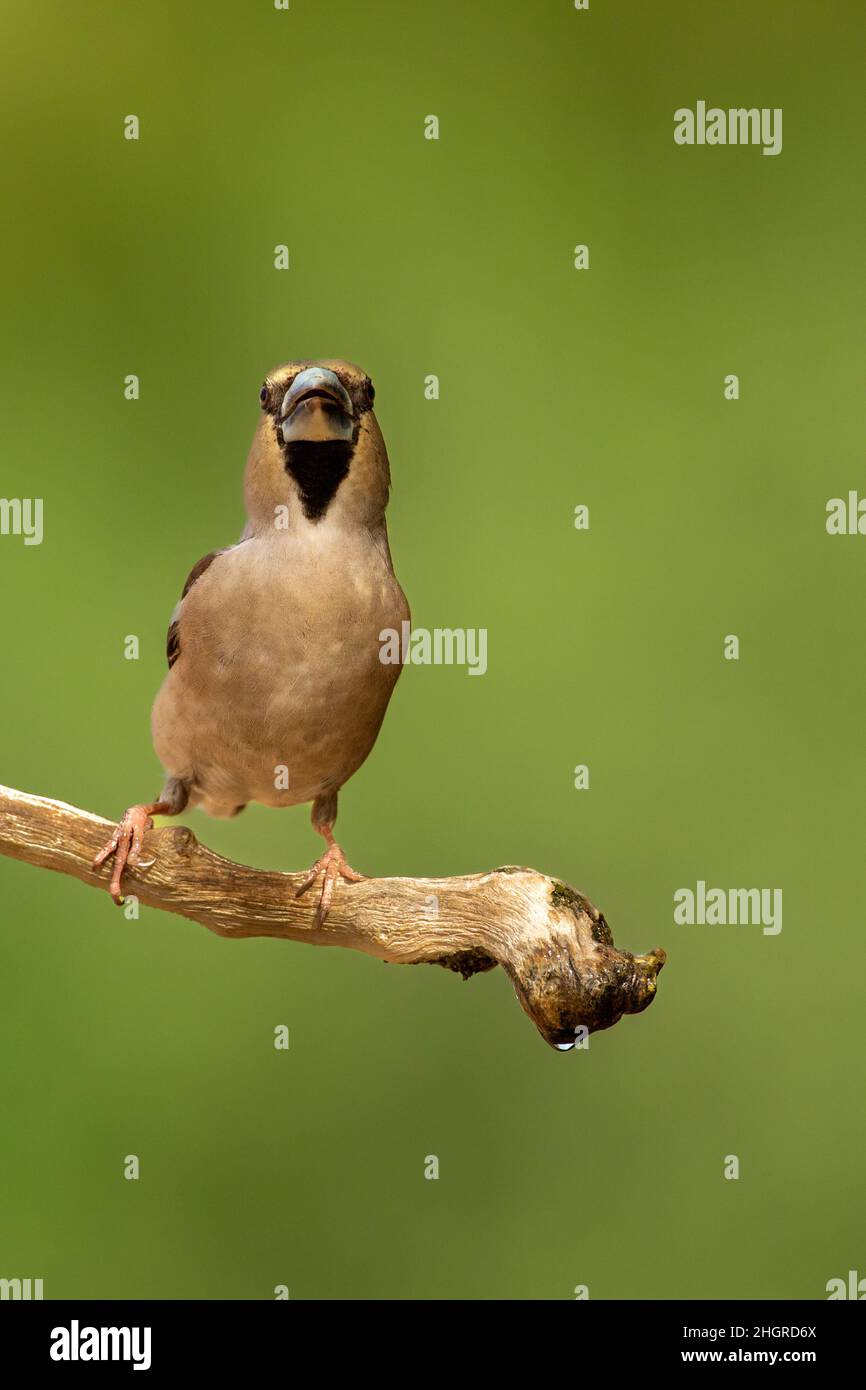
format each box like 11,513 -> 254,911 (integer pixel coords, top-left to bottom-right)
280,368 -> 354,443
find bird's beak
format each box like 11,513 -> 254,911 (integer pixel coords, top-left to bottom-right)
279,368 -> 354,443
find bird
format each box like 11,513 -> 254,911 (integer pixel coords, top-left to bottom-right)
93,358 -> 410,923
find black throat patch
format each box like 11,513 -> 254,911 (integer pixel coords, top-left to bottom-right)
283,440 -> 354,522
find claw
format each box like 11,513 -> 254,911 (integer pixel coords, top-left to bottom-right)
92,803 -> 164,905
295,841 -> 365,925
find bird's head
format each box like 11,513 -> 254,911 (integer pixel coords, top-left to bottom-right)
244,359 -> 391,531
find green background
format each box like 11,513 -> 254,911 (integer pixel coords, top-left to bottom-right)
1,0 -> 863,1300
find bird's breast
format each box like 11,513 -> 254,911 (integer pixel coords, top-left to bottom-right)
153,529 -> 409,809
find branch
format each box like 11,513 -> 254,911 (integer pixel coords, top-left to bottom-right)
0,784 -> 665,1049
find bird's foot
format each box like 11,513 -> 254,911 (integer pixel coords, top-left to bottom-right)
294,841 -> 365,925
92,803 -> 162,905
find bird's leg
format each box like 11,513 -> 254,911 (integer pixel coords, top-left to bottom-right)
295,800 -> 365,925
92,800 -> 174,905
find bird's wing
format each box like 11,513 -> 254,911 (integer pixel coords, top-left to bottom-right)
166,548 -> 230,669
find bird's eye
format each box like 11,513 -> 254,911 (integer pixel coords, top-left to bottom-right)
366,379 -> 375,404
259,384 -> 269,407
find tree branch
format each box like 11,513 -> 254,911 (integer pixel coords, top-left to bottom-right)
0,783 -> 665,1049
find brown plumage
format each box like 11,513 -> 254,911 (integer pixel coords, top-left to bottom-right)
94,359 -> 410,921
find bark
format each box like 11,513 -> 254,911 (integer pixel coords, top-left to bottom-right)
0,783 -> 665,1049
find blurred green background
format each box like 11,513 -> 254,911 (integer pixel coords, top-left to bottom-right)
1,0 -> 863,1300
